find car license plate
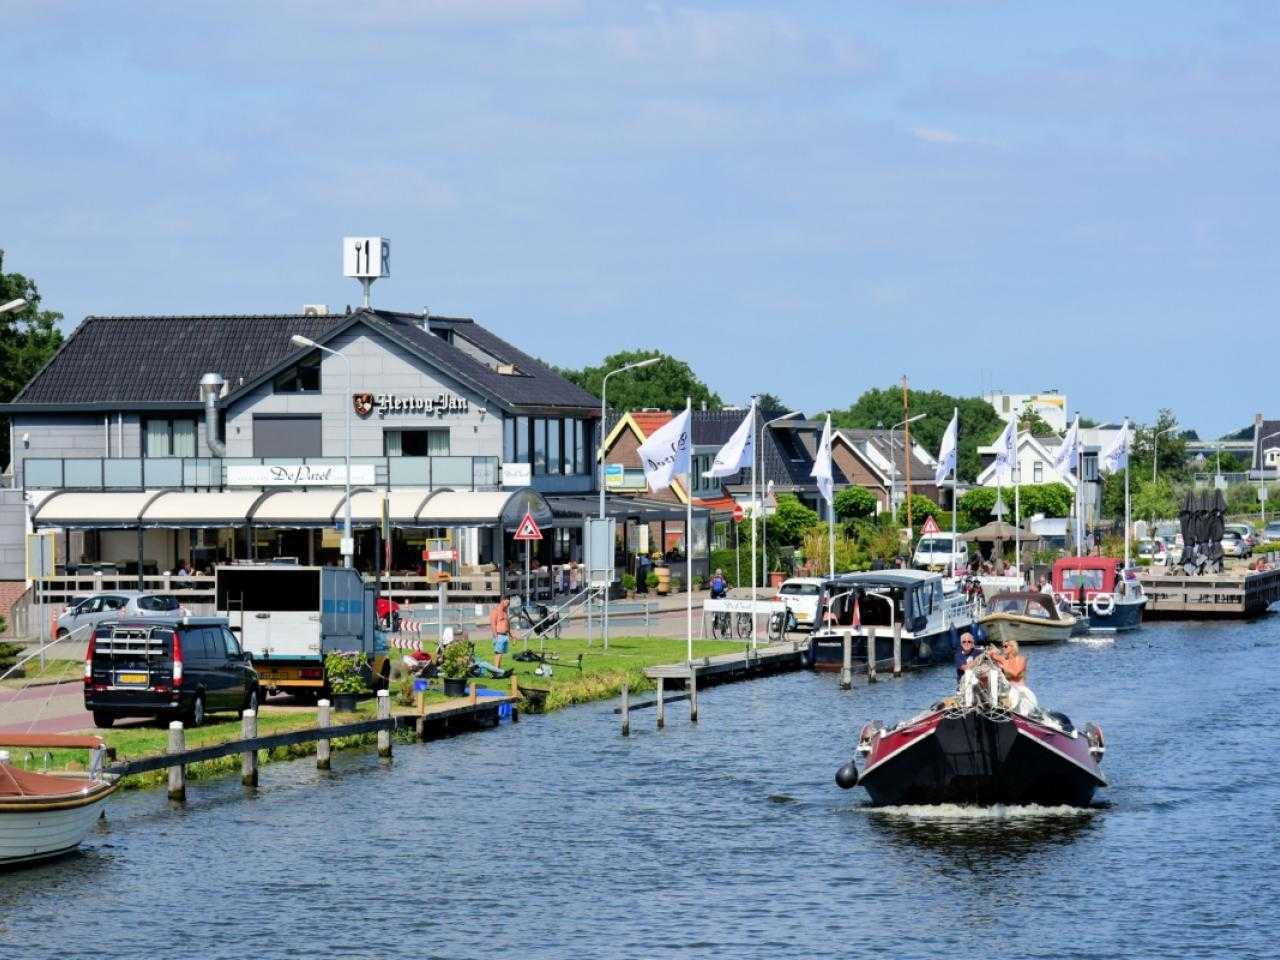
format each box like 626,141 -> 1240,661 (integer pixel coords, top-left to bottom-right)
116,672 -> 148,685
795,612 -> 811,622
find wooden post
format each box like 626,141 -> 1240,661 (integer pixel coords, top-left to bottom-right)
688,670 -> 698,723
656,676 -> 665,729
240,709 -> 258,787
620,683 -> 630,737
469,682 -> 478,705
892,622 -> 903,676
839,633 -> 853,690
376,689 -> 392,759
866,626 -> 878,683
167,720 -> 185,802
316,699 -> 332,770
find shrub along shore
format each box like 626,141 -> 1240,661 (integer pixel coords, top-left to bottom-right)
34,635 -> 746,791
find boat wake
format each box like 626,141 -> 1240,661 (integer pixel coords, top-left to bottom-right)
862,803 -> 1096,820
1069,635 -> 1115,646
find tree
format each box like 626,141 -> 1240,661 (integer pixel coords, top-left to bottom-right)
1132,476 -> 1180,524
1016,402 -> 1059,438
756,392 -> 789,417
834,486 -> 878,523
1016,482 -> 1073,518
829,386 -> 1006,482
959,483 -> 1073,529
895,494 -> 945,529
1131,409 -> 1188,481
556,350 -> 721,413
0,251 -> 64,469
768,493 -> 821,545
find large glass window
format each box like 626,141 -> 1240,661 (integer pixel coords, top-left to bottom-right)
516,416 -> 529,463
503,417 -> 515,462
144,418 -> 198,457
533,418 -> 547,475
273,353 -> 321,393
547,418 -> 561,475
384,429 -> 449,457
576,420 -> 588,476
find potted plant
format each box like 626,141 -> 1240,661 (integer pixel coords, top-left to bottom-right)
439,640 -> 474,697
621,573 -> 637,597
325,651 -> 368,712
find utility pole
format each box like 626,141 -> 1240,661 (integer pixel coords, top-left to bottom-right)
901,375 -> 914,531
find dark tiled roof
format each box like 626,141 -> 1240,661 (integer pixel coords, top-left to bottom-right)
12,309 -> 600,413
838,428 -> 935,482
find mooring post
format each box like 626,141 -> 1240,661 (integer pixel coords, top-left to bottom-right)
316,699 -> 332,770
839,633 -> 853,690
620,683 -> 630,737
892,621 -> 903,676
688,670 -> 698,723
376,689 -> 392,759
656,676 -> 665,729
866,626 -> 878,683
240,709 -> 258,787
167,720 -> 186,802
469,682 -> 478,706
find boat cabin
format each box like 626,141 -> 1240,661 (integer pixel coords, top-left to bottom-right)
986,591 -> 1069,622
816,570 -> 951,637
1052,556 -> 1139,600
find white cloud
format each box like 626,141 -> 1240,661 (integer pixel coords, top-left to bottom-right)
912,126 -> 963,144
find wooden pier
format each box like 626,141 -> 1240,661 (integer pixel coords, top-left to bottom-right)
1137,567 -> 1280,618
643,639 -> 808,687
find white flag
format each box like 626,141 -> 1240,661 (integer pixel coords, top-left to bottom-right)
638,408 -> 691,493
704,408 -> 754,478
1102,421 -> 1129,474
935,411 -> 958,485
1053,415 -> 1080,478
992,416 -> 1017,481
810,414 -> 834,504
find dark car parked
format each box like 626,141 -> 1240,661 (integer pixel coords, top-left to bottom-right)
84,617 -> 260,728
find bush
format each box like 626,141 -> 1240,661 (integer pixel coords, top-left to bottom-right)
770,494 -> 822,545
439,640 -> 474,680
324,651 -> 370,694
895,494 -> 944,529
834,487 -> 878,523
621,573 -> 637,592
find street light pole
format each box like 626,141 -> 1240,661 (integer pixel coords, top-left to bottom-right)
1260,430 -> 1280,526
890,413 -> 927,520
599,358 -> 661,520
759,410 -> 802,587
292,335 -> 352,567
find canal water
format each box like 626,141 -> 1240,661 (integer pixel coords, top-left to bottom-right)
3,617 -> 1279,960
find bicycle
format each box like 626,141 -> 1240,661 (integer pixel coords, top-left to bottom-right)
767,607 -> 797,641
710,610 -> 734,640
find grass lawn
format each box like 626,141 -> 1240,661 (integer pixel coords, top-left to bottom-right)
0,658 -> 82,690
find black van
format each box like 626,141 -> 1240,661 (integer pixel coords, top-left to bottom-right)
84,617 -> 261,728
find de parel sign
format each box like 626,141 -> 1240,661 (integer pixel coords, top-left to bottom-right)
353,392 -> 470,418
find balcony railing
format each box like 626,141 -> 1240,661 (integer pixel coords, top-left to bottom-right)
22,456 -> 502,491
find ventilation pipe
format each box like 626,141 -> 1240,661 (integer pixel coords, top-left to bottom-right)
200,372 -> 226,456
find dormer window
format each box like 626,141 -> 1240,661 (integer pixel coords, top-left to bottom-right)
273,353 -> 321,393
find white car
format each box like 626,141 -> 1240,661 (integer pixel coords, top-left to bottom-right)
774,578 -> 824,629
1224,523 -> 1257,549
1137,539 -> 1168,566
912,534 -> 968,571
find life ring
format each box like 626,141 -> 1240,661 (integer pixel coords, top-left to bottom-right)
1091,593 -> 1115,618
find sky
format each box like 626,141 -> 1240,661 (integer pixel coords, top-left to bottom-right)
2,1 -> 1278,438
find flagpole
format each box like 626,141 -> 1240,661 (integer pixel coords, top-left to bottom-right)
750,396 -> 758,650
686,395 -> 694,664
827,414 -> 835,578
1123,418 -> 1131,569
1014,449 -> 1022,580
951,406 -> 958,580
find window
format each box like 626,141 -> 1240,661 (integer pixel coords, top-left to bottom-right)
144,418 -> 198,457
547,418 -> 561,475
1033,461 -> 1044,483
222,628 -> 242,658
504,417 -> 515,462
253,415 -> 322,458
273,353 -> 321,393
533,418 -> 547,475
516,416 -> 529,463
136,596 -> 179,612
575,420 -> 588,476
384,429 -> 450,457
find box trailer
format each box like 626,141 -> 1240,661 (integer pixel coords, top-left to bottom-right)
215,564 -> 389,699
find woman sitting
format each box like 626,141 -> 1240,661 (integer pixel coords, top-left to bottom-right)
988,639 -> 1037,715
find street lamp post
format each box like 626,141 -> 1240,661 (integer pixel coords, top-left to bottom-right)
599,357 -> 661,520
889,413 -> 927,517
759,410 -> 802,586
291,335 -> 353,567
0,298 -> 27,316
1260,430 -> 1280,526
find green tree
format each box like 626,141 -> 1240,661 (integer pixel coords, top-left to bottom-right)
1015,402 -> 1059,438
834,486 -> 878,523
0,251 -> 64,469
557,350 -> 721,413
829,387 -> 1006,482
895,494 -> 945,529
1132,476 -> 1180,524
756,392 -> 789,416
1016,482 -> 1073,518
960,483 -> 1073,529
768,493 -> 821,545
1131,409 -> 1188,481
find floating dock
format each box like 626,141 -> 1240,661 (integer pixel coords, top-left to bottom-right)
1137,568 -> 1280,618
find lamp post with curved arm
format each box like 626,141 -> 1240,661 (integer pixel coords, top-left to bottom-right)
291,334 -> 353,567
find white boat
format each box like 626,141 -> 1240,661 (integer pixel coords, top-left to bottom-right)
979,591 -> 1078,645
1,734 -> 118,867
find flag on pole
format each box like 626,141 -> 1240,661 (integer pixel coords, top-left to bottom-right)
1053,415 -> 1080,479
811,414 -> 834,504
934,410 -> 958,485
704,407 -> 754,478
638,408 -> 691,493
992,416 -> 1017,481
1102,422 -> 1130,474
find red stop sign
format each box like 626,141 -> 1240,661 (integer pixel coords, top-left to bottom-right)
732,504 -> 744,522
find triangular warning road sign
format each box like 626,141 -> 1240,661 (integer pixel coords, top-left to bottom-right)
513,511 -> 543,541
921,515 -> 941,535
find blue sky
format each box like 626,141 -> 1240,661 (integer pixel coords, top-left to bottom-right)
3,1 -> 1277,437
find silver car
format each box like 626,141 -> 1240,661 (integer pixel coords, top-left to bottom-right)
1220,530 -> 1251,558
55,592 -> 185,639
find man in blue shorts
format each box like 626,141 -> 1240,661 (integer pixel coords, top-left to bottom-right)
489,595 -> 515,668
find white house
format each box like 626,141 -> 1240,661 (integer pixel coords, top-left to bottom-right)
982,391 -> 1068,434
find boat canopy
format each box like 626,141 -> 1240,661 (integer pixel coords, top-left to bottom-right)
1052,556 -> 1119,595
986,591 -> 1066,621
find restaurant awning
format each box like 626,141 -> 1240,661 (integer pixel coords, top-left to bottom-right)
342,489 -> 433,525
32,491 -> 166,528
140,490 -> 268,528
419,488 -> 554,530
251,489 -> 364,528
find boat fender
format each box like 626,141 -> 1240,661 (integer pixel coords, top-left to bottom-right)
1084,722 -> 1106,758
835,760 -> 859,790
1091,593 -> 1115,617
917,640 -> 931,661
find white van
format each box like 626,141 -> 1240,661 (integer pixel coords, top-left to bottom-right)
912,533 -> 967,571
